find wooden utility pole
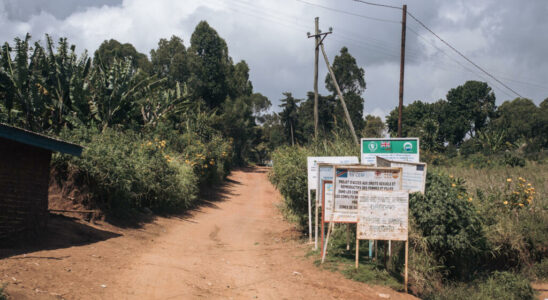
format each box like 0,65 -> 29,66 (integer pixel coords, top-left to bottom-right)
313,17 -> 320,139
321,44 -> 359,146
398,4 -> 407,137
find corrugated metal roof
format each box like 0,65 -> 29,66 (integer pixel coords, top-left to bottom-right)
0,123 -> 83,156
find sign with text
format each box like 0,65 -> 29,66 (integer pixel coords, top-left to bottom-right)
376,157 -> 427,194
357,190 -> 409,241
307,156 -> 359,190
331,166 -> 403,223
361,138 -> 419,165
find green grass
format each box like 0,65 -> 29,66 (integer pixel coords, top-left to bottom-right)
434,162 -> 547,209
308,229 -> 404,291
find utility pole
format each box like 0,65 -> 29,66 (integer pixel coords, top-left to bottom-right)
398,4 -> 407,137
313,17 -> 320,139
308,21 -> 359,146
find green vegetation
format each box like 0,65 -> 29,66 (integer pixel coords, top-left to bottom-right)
268,53 -> 546,297
1,21 -> 269,217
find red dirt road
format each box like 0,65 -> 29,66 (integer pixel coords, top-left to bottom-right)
1,167 -> 417,299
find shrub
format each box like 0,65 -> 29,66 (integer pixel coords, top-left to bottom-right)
425,272 -> 534,300
410,172 -> 485,279
502,152 -> 526,167
53,128 -> 199,216
269,145 -> 310,229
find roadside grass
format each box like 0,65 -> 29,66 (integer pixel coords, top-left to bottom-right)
271,145 -> 546,298
307,229 -> 404,291
435,162 -> 547,208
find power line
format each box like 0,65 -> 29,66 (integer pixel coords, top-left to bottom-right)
352,0 -> 402,10
405,25 -> 515,99
406,10 -> 524,98
296,0 -> 400,24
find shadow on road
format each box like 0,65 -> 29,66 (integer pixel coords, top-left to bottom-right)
0,213 -> 121,259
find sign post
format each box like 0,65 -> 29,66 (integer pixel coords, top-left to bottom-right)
321,165 -> 403,263
376,156 -> 427,194
308,157 -> 359,248
361,138 -> 419,165
356,190 -> 409,292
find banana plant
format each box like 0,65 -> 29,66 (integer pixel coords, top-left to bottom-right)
88,57 -> 164,131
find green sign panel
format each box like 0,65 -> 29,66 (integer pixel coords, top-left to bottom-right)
361,138 -> 419,164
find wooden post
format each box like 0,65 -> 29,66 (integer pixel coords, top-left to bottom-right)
308,189 -> 312,244
355,235 -> 360,269
314,191 -> 319,250
404,240 -> 409,293
313,17 -> 320,139
346,224 -> 351,251
321,221 -> 334,263
320,44 -> 359,146
397,4 -> 407,138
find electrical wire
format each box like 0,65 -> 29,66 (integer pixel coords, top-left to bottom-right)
406,10 -> 524,98
296,0 -> 400,24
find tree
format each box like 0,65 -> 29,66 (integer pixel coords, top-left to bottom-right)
94,39 -> 152,74
150,35 -> 189,88
279,92 -> 301,146
325,47 -> 366,95
444,80 -> 496,144
227,60 -> 253,99
324,47 -> 366,132
362,115 -> 384,138
188,21 -> 232,109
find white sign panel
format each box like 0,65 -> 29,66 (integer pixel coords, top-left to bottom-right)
361,138 -> 420,165
357,190 -> 409,241
307,156 -> 359,190
376,157 -> 427,194
332,166 -> 403,223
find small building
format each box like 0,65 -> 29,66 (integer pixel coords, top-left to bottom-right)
0,123 -> 83,240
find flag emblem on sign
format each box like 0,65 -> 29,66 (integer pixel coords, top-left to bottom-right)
336,169 -> 348,178
381,141 -> 391,149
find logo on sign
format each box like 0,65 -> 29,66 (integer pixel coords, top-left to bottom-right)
368,142 -> 378,151
336,169 -> 348,178
403,142 -> 413,152
381,141 -> 391,150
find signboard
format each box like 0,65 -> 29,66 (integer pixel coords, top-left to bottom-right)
331,166 -> 402,223
357,190 -> 408,241
361,138 -> 419,165
307,156 -> 359,190
322,181 -> 335,221
376,157 -> 427,194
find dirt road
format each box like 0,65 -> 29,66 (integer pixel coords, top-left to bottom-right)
1,167 -> 416,299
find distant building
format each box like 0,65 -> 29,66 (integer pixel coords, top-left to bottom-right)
0,123 -> 82,241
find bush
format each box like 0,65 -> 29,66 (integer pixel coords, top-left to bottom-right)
502,152 -> 526,167
54,128 -> 199,216
269,146 -> 310,229
410,172 -> 485,279
426,271 -> 534,300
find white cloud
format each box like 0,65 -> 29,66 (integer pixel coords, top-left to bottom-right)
0,0 -> 547,121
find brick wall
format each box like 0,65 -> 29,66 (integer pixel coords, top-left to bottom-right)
0,137 -> 51,240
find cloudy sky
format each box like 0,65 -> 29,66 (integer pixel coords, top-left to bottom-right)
1,0 -> 547,118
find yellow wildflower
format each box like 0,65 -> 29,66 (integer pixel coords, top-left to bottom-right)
503,201 -> 508,205
506,178 -> 512,182
518,177 -> 525,182
451,183 -> 456,187
185,159 -> 190,164
449,175 -> 454,179
468,197 -> 473,202
527,183 -> 532,186
518,203 -> 524,207
204,164 -> 208,169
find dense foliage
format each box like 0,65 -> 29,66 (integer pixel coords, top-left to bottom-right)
0,21 -> 270,216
